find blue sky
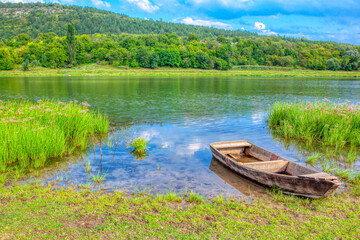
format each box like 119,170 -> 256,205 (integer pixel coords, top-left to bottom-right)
2,0 -> 360,45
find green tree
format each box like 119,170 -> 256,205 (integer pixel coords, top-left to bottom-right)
326,58 -> 340,71
196,52 -> 212,69
67,24 -> 76,66
22,54 -> 30,71
0,47 -> 15,70
150,52 -> 159,69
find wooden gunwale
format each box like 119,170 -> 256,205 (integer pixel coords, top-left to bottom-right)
210,141 -> 341,198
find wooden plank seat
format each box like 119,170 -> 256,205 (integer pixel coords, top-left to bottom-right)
243,160 -> 288,173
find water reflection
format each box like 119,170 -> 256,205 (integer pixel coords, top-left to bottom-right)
209,158 -> 267,197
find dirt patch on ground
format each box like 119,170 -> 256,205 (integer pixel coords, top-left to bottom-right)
0,197 -> 10,205
66,215 -> 104,229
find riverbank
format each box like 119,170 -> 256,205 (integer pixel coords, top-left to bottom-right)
0,100 -> 109,187
1,64 -> 360,77
0,184 -> 359,239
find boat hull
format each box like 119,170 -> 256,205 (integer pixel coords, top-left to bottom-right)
210,143 -> 341,198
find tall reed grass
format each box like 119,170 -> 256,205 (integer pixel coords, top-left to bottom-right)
0,99 -> 109,172
268,99 -> 360,148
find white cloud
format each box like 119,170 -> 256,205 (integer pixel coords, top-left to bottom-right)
254,21 -> 265,30
91,0 -> 111,8
0,0 -> 44,2
180,17 -> 231,29
127,0 -> 159,13
254,21 -> 277,35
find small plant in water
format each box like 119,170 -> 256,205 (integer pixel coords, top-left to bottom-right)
85,160 -> 91,173
305,153 -> 321,164
131,137 -> 149,156
92,173 -> 106,183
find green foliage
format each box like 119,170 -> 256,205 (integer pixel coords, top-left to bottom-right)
0,3 -> 359,72
21,59 -> 29,71
196,51 -> 212,69
326,58 -> 341,71
21,53 -> 30,71
0,3 -> 256,39
268,100 -> 360,148
131,137 -> 149,155
0,100 -> 109,173
0,47 -> 15,70
67,23 -> 76,66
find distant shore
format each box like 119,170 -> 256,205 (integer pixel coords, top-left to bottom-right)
1,64 -> 360,78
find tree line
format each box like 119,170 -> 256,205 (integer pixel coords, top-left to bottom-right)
0,28 -> 359,71
0,2 -> 257,40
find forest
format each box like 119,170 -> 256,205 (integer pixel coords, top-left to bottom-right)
0,3 -> 359,71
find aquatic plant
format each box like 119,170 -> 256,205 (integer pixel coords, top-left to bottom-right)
268,99 -> 360,148
91,172 -> 106,183
305,154 -> 321,164
131,137 -> 149,156
0,99 -> 109,175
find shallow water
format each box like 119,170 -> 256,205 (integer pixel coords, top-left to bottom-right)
1,76 -> 359,196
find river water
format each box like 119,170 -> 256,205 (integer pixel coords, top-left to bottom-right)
1,76 -> 359,196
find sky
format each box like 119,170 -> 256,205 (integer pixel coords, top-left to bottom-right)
1,0 -> 360,45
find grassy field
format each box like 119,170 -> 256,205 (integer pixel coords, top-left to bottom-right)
0,64 -> 360,77
0,184 -> 359,239
0,100 -> 109,187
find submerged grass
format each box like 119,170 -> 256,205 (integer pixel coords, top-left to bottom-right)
0,184 -> 359,239
0,100 -> 109,185
268,99 -> 360,148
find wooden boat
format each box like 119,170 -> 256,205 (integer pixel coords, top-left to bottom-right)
210,140 -> 341,198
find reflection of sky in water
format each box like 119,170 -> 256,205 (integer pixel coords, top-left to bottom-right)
1,76 -> 360,196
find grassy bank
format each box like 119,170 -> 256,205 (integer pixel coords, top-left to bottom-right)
0,184 -> 359,239
268,100 -> 360,148
268,100 -> 360,183
0,100 -> 109,186
0,64 -> 360,77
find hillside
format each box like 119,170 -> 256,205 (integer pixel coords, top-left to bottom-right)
0,2 -> 257,39
0,3 -> 359,72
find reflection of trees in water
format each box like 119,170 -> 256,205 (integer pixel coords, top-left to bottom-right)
5,76 -> 356,125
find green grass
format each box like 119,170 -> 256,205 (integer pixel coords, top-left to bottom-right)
268,100 -> 360,183
268,100 -> 360,148
0,184 -> 359,239
0,100 -> 109,186
0,64 -> 359,77
131,137 -> 149,156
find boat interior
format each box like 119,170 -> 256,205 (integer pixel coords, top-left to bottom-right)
212,141 -> 336,179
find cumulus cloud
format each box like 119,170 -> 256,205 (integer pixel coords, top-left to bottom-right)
254,21 -> 265,30
254,21 -> 277,35
91,0 -> 110,8
180,17 -> 231,29
127,0 -> 159,13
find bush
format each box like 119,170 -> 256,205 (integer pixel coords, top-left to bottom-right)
0,47 -> 16,70
326,58 -> 340,71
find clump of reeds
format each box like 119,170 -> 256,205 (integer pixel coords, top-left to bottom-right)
268,99 -> 360,148
0,99 -> 109,172
131,137 -> 149,157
